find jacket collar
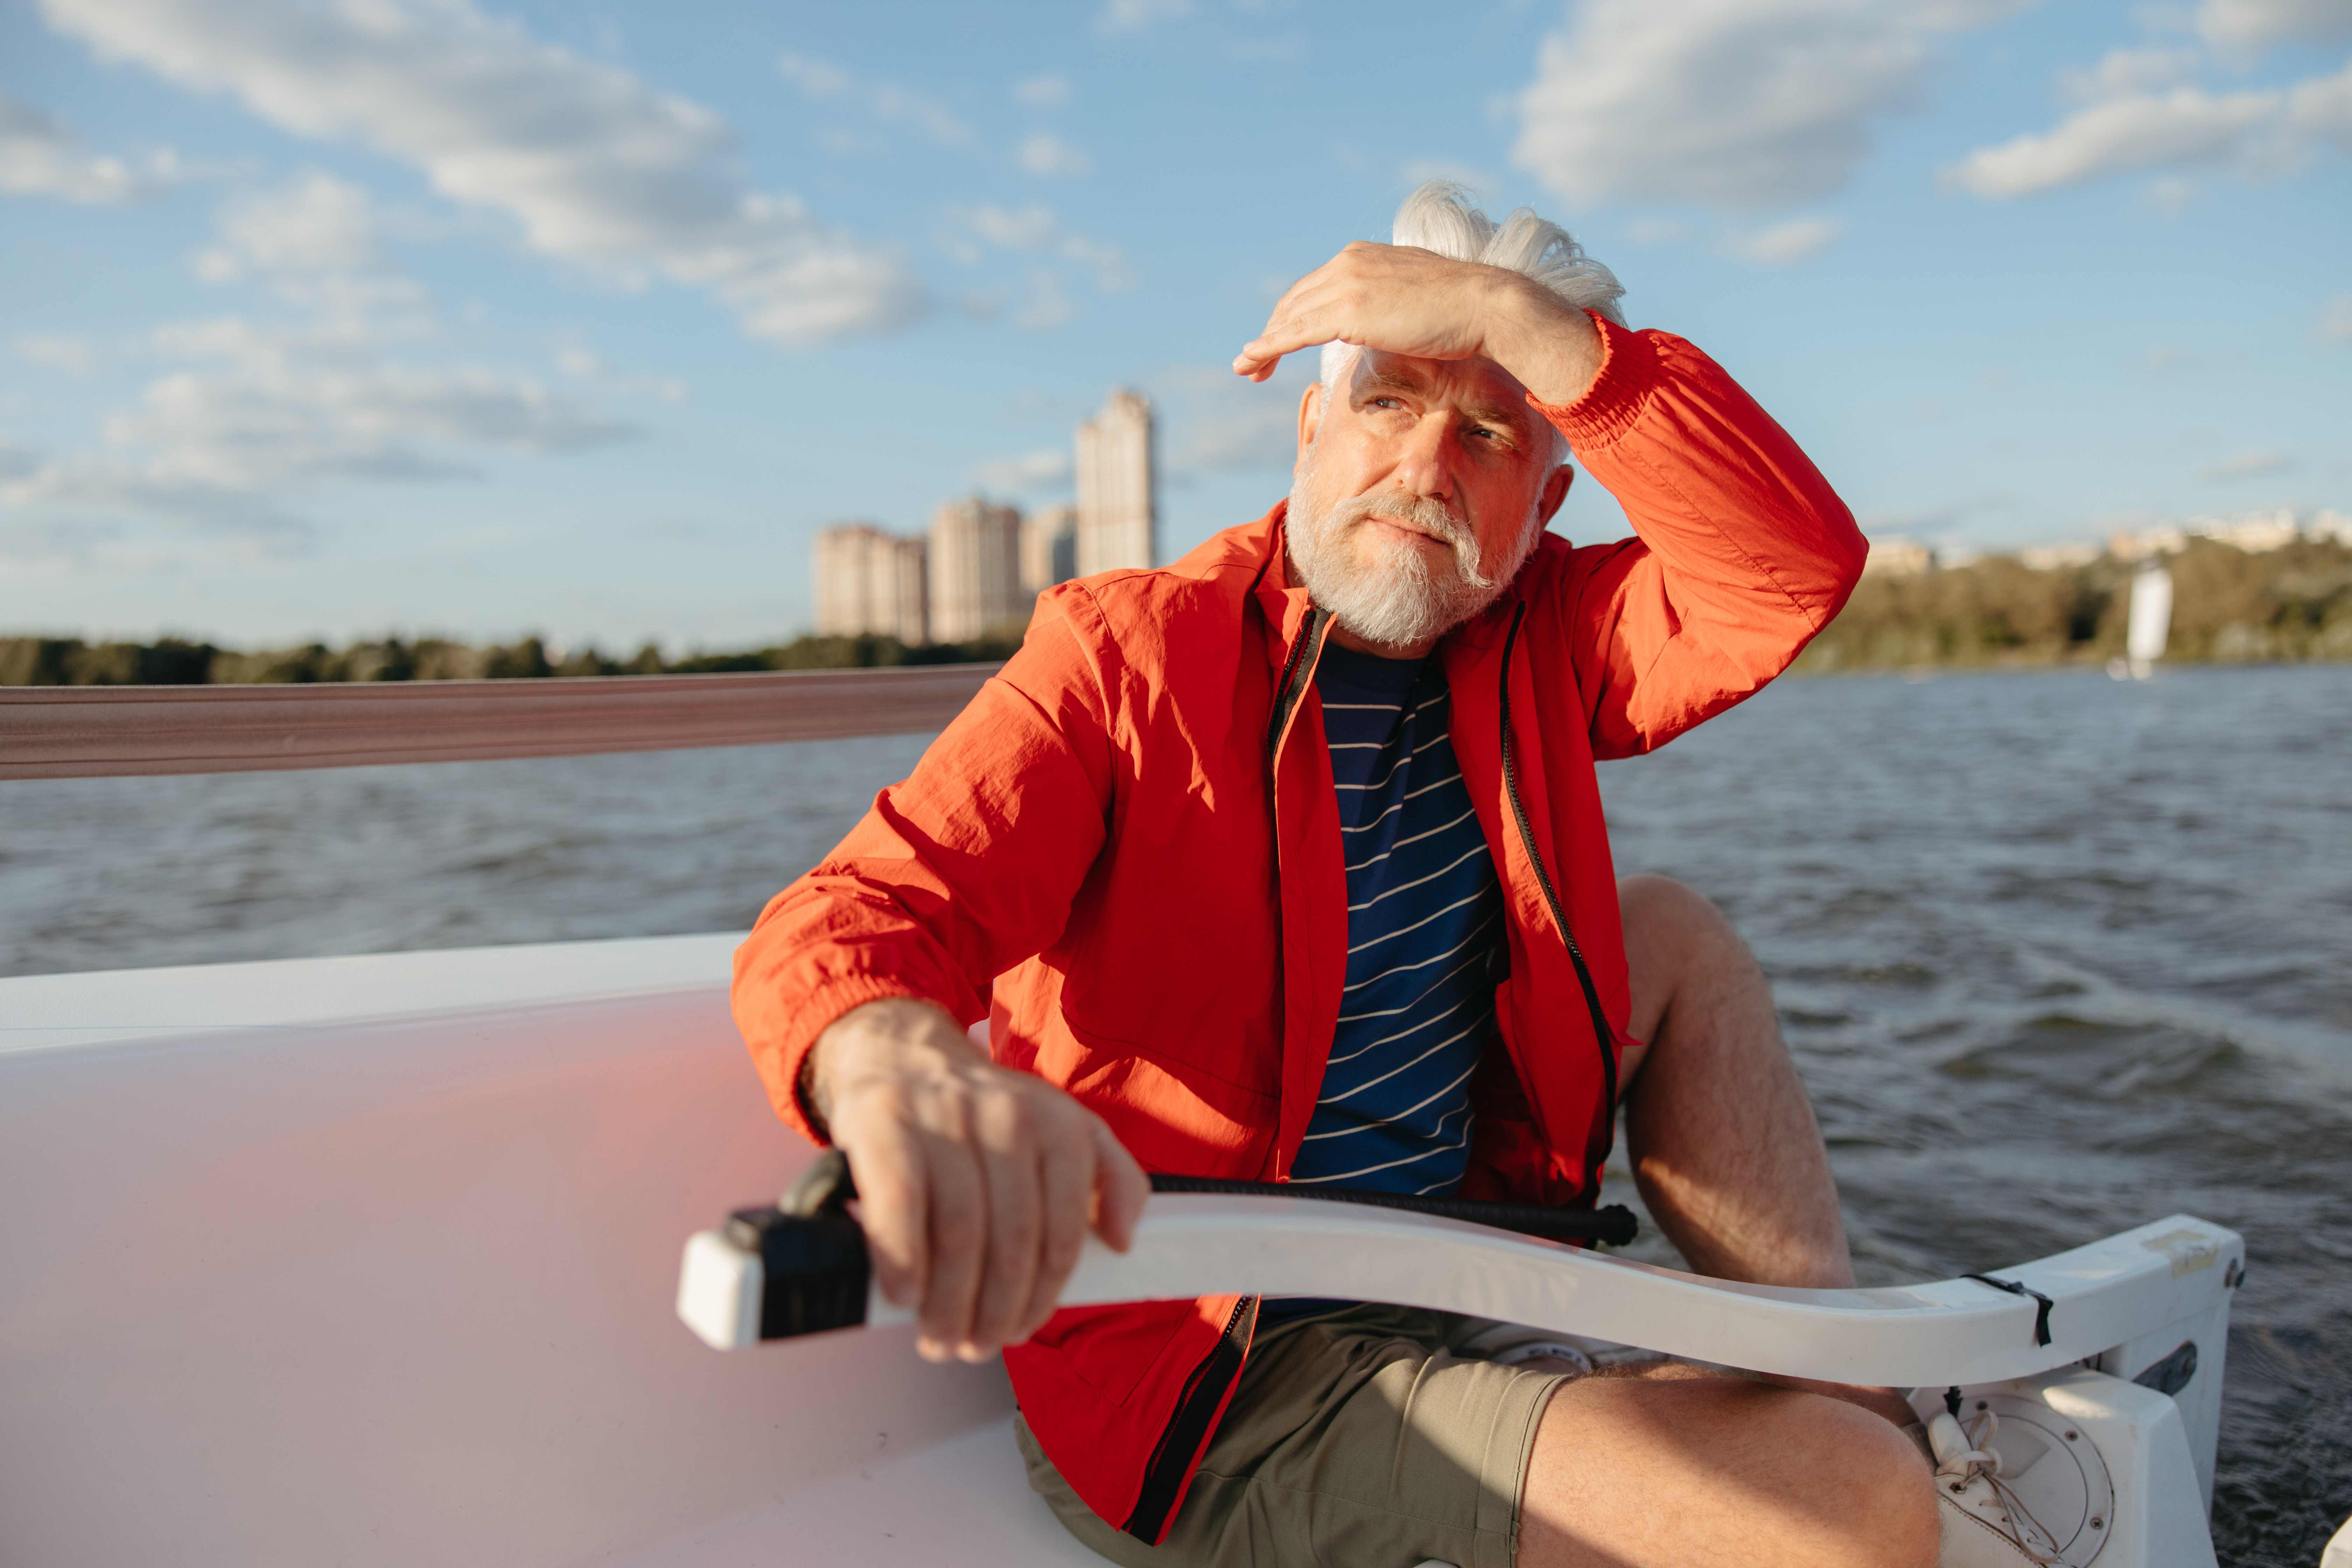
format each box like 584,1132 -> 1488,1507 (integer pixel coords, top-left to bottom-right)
1245,502 -> 1318,650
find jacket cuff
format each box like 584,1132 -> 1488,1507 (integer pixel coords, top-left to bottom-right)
1527,311 -> 1659,451
746,973 -> 932,1144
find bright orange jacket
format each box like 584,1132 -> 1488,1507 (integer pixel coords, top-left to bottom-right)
733,313 -> 1864,1543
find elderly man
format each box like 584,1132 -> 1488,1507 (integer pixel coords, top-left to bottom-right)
734,184 -> 1938,1567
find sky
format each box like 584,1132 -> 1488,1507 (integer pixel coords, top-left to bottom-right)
2,0 -> 2347,651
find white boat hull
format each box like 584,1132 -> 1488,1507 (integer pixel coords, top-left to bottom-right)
0,939 -> 2248,1566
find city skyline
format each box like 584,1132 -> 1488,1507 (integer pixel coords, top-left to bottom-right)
816,386 -> 1152,645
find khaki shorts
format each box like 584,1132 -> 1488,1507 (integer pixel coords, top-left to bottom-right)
1017,1303 -> 1642,1568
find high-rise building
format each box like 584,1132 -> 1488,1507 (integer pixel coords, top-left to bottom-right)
813,524 -> 928,644
928,495 -> 1025,643
1021,504 -> 1078,600
1076,388 -> 1156,576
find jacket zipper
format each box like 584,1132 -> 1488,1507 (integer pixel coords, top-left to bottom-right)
1264,606 -> 1331,767
1121,604 -> 1323,1542
1120,1294 -> 1256,1542
1497,600 -> 1620,1170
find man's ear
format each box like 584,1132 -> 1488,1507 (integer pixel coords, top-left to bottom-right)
1295,381 -> 1324,468
1535,461 -> 1574,528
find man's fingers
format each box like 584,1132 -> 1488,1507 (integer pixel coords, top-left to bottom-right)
916,1132 -> 987,1362
840,1121 -> 928,1310
1234,270 -> 1345,378
967,1101 -> 1044,1359
1020,1122 -> 1093,1339
1089,1117 -> 1150,1253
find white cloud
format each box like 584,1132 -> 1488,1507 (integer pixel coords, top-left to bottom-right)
128,354 -> 626,484
1097,0 -> 1194,35
0,510 -> 312,574
1176,399 -> 1296,471
2197,450 -> 2294,481
2198,0 -> 2352,49
198,169 -> 377,278
1512,0 -> 2025,210
2321,292 -> 2352,342
1012,270 -> 1075,331
88,315 -> 630,488
1156,362 -> 1311,475
872,83 -> 974,147
942,203 -> 1137,291
1950,86 -> 2281,196
2295,58 -> 2352,138
40,0 -> 925,344
778,53 -> 972,146
775,53 -> 852,98
15,334 -> 98,374
948,204 -> 1058,253
0,88 -> 171,204
1727,215 -> 1842,264
1018,132 -> 1093,178
0,314 -> 631,568
2059,46 -> 2200,104
1949,58 -> 2352,197
972,448 -> 1072,491
1014,74 -> 1074,107
4,156 -> 634,565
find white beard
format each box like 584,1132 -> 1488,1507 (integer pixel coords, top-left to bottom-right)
1286,463 -> 1540,650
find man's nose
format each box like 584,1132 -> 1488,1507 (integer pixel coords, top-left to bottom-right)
1389,413 -> 1457,505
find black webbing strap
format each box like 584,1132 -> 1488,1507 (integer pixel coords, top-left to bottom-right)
1963,1272 -> 2054,1347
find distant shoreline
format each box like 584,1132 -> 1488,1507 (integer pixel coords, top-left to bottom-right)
1791,535 -> 2349,676
8,537 -> 2346,686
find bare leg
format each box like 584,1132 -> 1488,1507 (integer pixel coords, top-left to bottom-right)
1610,876 -> 1927,1427
1614,874 -> 1854,1289
1517,1366 -> 1940,1568
1515,877 -> 1941,1564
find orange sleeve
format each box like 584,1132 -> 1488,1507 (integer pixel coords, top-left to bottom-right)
1530,313 -> 1866,759
730,584 -> 1122,1141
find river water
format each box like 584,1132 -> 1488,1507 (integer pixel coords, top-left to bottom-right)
5,663 -> 2347,1562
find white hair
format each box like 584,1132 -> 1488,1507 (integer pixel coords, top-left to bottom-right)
1317,181 -> 1625,397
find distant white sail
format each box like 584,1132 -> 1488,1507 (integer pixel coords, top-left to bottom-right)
2126,565 -> 2172,664
2115,563 -> 2173,679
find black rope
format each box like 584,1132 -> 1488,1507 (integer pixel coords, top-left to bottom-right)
1149,1174 -> 1638,1248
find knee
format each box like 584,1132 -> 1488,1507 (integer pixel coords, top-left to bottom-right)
1617,874 -> 1737,958
1790,1395 -> 1940,1568
1617,874 -> 1759,1037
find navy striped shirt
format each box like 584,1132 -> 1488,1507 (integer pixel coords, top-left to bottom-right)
1290,642 -> 1502,1197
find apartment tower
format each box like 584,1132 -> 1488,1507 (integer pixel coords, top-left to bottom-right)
1021,504 -> 1078,601
927,495 -> 1025,643
1075,388 -> 1156,577
813,524 -> 928,644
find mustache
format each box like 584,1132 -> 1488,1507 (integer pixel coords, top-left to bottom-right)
1321,490 -> 1499,590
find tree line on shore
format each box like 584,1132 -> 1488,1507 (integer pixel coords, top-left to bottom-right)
0,629 -> 1024,687
1791,536 -> 2352,672
6,538 -> 2347,686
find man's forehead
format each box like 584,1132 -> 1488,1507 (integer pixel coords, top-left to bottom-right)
1353,349 -> 1533,424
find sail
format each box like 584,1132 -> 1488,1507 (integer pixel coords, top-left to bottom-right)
2126,565 -> 2172,665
